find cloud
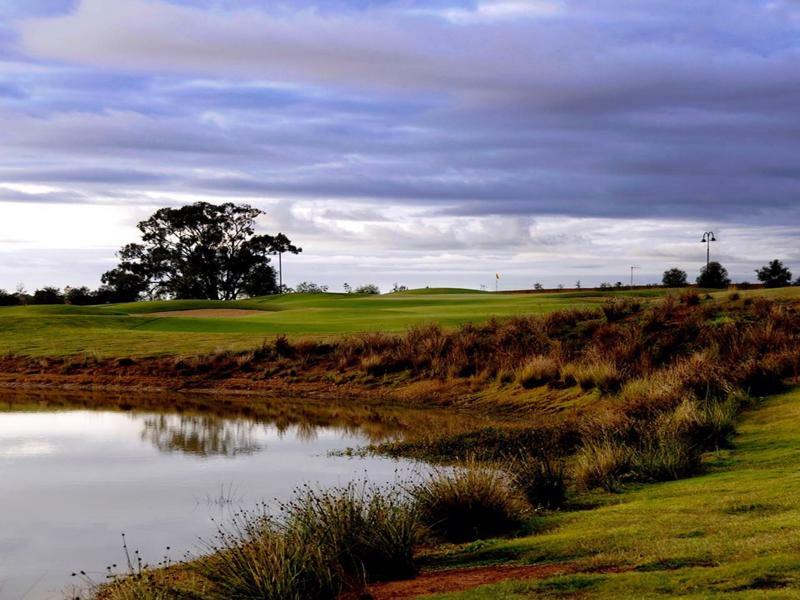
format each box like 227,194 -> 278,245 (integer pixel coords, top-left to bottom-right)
2,0 -> 800,289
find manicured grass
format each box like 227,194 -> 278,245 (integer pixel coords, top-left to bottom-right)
2,286 -> 798,358
0,288 -> 666,357
426,386 -> 800,599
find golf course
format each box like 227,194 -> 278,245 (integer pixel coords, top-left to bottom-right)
0,287 -> 676,357
4,286 -> 800,599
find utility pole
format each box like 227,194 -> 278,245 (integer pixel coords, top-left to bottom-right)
701,232 -> 716,269
630,266 -> 640,288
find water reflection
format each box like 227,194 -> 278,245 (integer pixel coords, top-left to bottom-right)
0,389 -> 488,600
141,414 -> 262,457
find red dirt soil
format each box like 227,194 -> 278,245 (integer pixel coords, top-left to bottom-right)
362,562 -> 605,599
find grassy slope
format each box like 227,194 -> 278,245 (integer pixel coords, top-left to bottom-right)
0,288 -> 670,357
429,387 -> 800,599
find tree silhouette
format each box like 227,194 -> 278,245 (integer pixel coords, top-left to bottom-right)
662,268 -> 688,288
102,202 -> 300,300
697,261 -> 730,289
755,259 -> 792,288
32,287 -> 64,305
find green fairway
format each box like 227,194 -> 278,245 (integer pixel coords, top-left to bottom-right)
0,287 -> 672,357
426,386 -> 800,599
1,286 -> 798,358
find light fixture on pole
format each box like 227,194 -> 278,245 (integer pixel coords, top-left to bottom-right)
701,232 -> 716,269
630,265 -> 640,288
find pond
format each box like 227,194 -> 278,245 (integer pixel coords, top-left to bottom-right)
0,391 -> 478,600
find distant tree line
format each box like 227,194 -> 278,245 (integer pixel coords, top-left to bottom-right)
0,283 -> 140,306
661,259 -> 797,289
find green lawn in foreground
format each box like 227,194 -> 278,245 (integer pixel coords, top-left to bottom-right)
0,286 -> 797,358
0,287 -> 672,357
429,386 -> 800,599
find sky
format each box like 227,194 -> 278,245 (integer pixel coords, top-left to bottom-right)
1,0 -> 800,292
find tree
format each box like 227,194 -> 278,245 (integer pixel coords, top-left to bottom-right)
268,232 -> 302,292
533,282 -> 544,291
662,268 -> 688,288
756,259 -> 792,288
65,286 -> 96,305
575,280 -> 582,289
98,266 -> 149,303
697,261 -> 731,289
355,283 -> 380,294
391,283 -> 408,292
343,283 -> 352,294
294,281 -> 328,293
32,287 -> 64,304
103,202 -> 298,300
15,283 -> 29,305
599,282 -> 611,289
0,289 -> 18,306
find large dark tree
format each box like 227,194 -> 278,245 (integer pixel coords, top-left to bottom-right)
697,261 -> 731,289
662,268 -> 688,288
102,202 -> 301,300
0,289 -> 18,306
755,259 -> 792,288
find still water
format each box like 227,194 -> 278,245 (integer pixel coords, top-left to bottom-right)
0,393 -> 455,599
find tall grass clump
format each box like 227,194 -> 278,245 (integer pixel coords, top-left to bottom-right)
508,454 -> 567,510
72,535 -> 185,600
631,413 -> 702,482
562,360 -> 621,393
414,460 -> 526,542
516,355 -> 560,389
283,482 -> 419,582
572,439 -> 632,492
198,482 -> 420,599
199,509 -> 338,600
90,576 -> 176,600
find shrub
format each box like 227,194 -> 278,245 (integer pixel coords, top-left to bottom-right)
516,356 -> 560,388
509,454 -> 567,510
293,281 -> 328,294
414,461 -> 526,542
601,298 -> 642,322
354,284 -> 380,294
680,290 -> 701,306
573,439 -> 632,492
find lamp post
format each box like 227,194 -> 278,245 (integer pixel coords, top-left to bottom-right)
701,232 -> 716,269
630,265 -> 639,288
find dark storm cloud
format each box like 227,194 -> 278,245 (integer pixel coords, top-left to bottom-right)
2,0 -> 799,226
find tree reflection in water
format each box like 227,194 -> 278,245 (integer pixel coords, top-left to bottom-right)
140,414 -> 262,457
